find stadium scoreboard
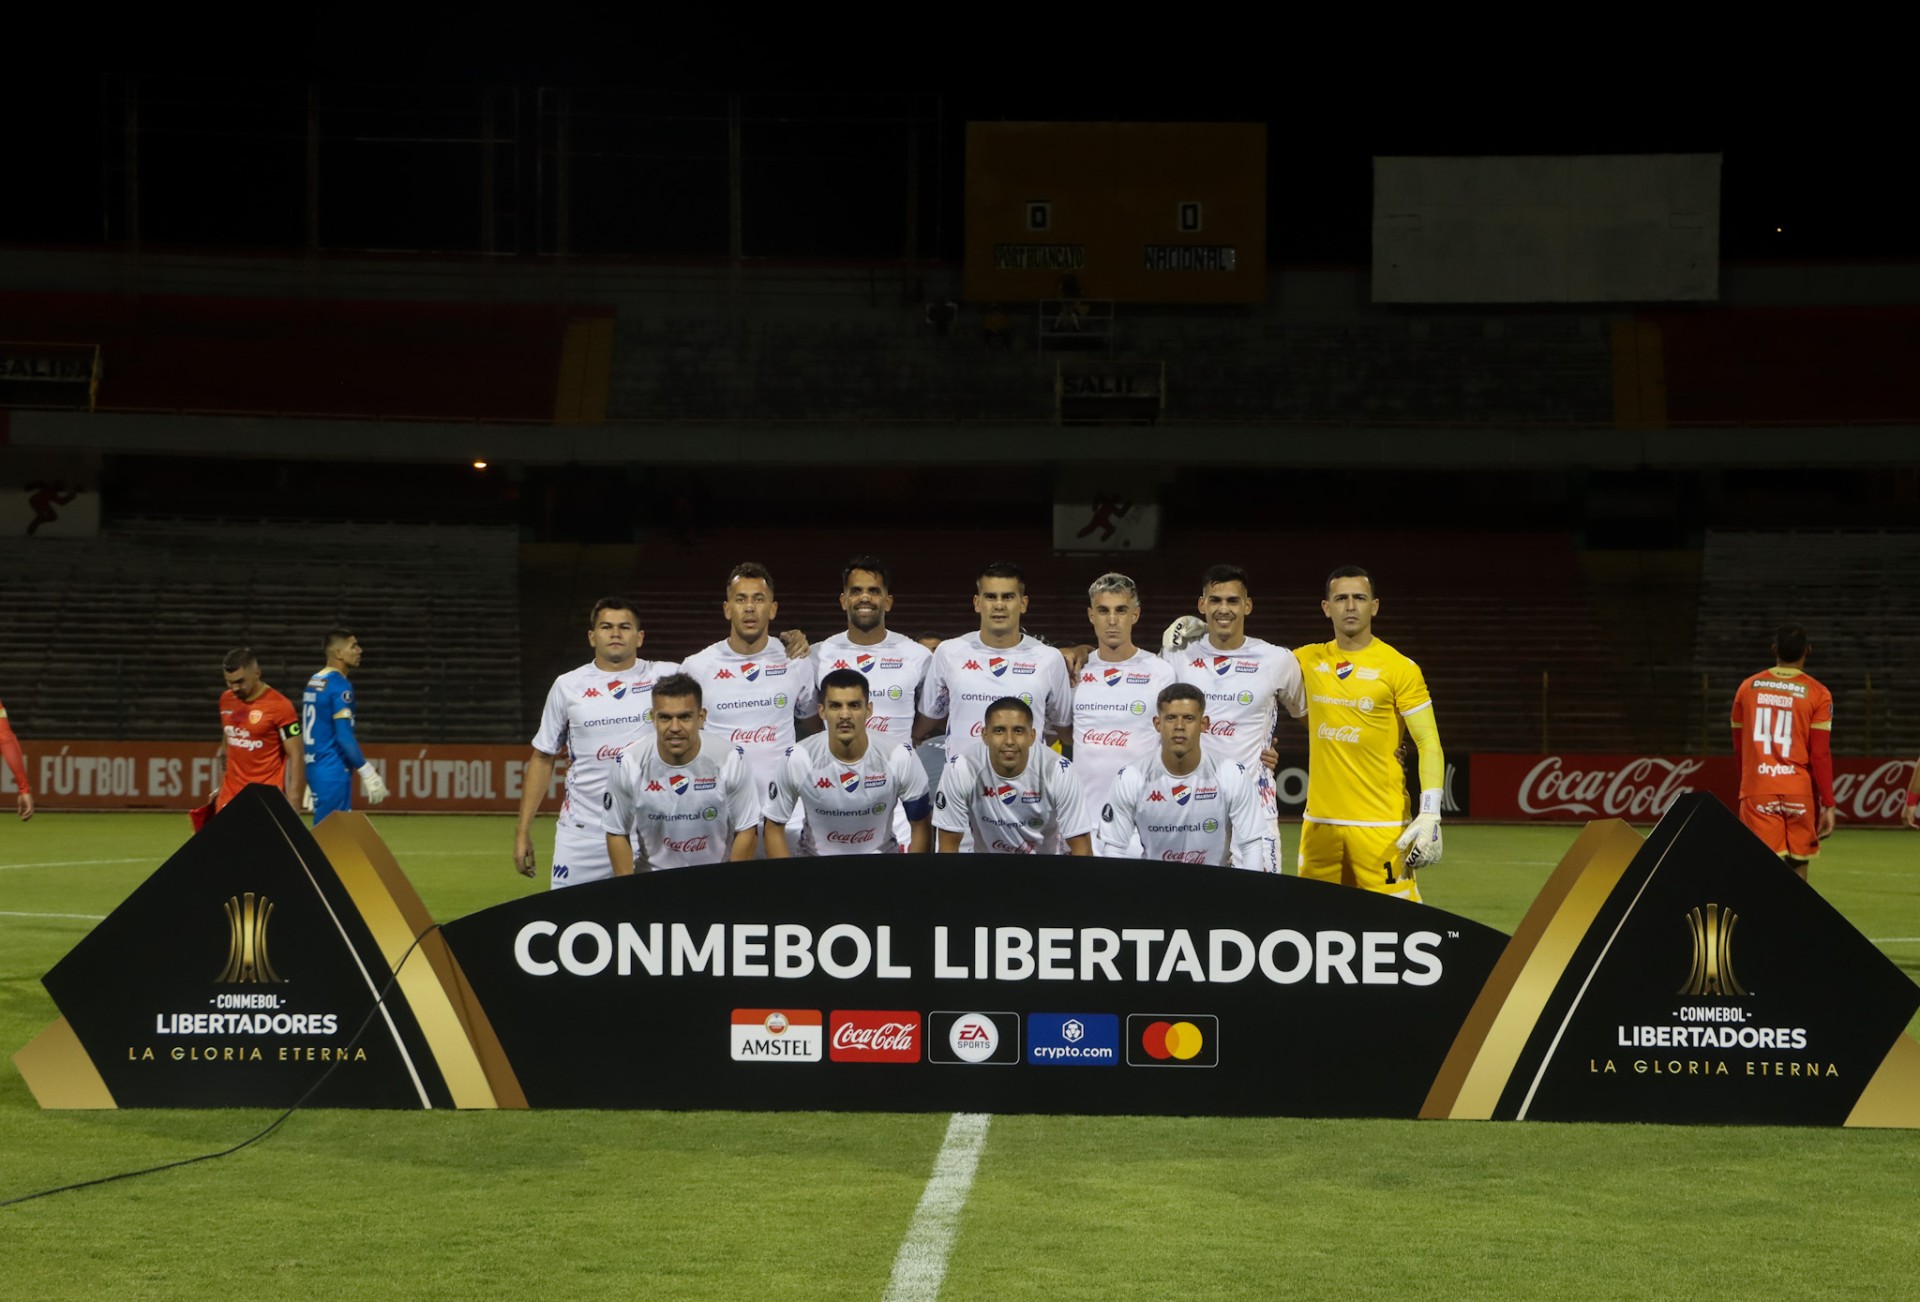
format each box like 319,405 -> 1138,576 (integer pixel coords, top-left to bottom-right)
964,122 -> 1267,304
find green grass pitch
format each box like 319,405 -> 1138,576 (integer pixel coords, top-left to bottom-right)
3,815 -> 1917,1299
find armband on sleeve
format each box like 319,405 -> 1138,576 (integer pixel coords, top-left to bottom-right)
902,794 -> 932,824
1403,705 -> 1445,796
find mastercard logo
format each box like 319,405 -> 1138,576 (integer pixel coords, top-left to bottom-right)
1126,1013 -> 1219,1068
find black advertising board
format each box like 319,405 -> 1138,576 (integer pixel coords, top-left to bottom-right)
18,789 -> 1920,1126
437,857 -> 1507,1115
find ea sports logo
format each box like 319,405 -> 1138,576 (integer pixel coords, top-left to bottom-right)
949,1013 -> 999,1062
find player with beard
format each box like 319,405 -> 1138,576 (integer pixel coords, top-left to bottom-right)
1100,683 -> 1265,869
1161,565 -> 1304,871
516,597 -> 681,888
602,674 -> 759,871
934,697 -> 1093,855
765,669 -> 932,856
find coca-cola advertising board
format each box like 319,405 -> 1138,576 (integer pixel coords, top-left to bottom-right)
1470,754 -> 1917,825
5,741 -> 562,813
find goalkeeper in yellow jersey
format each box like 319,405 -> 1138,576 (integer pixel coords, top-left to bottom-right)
1292,566 -> 1444,902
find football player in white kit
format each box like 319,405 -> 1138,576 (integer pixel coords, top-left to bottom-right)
681,563 -> 817,831
602,673 -> 759,871
1100,683 -> 1267,869
934,697 -> 1094,855
916,560 -> 1073,752
1162,564 -> 1306,872
812,556 -> 932,842
765,669 -> 932,856
514,597 -> 681,888
1071,572 -> 1176,856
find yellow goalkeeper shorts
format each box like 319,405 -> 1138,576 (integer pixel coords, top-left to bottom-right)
1297,819 -> 1420,902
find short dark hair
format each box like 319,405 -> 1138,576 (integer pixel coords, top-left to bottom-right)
1326,565 -> 1375,598
728,562 -> 775,596
976,561 -> 1025,590
1774,625 -> 1809,663
652,672 -> 704,708
324,628 -> 356,653
588,596 -> 641,627
983,696 -> 1034,726
1157,682 -> 1206,712
841,556 -> 891,591
222,648 -> 258,674
820,668 -> 871,701
1200,564 -> 1250,595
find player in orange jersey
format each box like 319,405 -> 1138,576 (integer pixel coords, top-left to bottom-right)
0,698 -> 32,820
215,649 -> 306,812
1729,625 -> 1834,879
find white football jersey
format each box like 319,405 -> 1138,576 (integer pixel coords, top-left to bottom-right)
1071,648 -> 1177,816
812,631 -> 931,753
1100,750 -> 1267,870
682,639 -> 816,796
933,744 -> 1093,855
531,658 -> 680,824
765,732 -> 930,855
1165,637 -> 1306,768
919,632 -> 1073,750
601,735 -> 757,870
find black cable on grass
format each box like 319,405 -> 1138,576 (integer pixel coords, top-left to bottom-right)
1,924 -> 440,1209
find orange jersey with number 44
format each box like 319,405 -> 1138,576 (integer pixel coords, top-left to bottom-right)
1730,668 -> 1832,803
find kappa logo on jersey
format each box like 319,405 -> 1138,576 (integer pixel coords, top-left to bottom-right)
1081,673 -> 1097,684
927,1011 -> 1021,1065
839,770 -> 861,794
832,659 -> 851,670
1172,784 -> 1192,806
1102,666 -> 1123,687
1126,1013 -> 1220,1067
715,669 -> 734,680
646,780 -> 664,792
583,687 -> 601,698
1147,789 -> 1166,802
988,657 -> 1009,677
855,654 -> 875,675
741,663 -> 761,682
1335,660 -> 1354,680
668,774 -> 690,796
730,1009 -> 823,1062
963,660 -> 981,671
815,777 -> 833,789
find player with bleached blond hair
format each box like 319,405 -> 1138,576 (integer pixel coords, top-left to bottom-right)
1292,565 -> 1444,902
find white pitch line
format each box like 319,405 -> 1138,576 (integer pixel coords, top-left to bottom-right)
0,857 -> 151,871
1870,938 -> 1920,944
0,910 -> 106,921
884,1112 -> 992,1302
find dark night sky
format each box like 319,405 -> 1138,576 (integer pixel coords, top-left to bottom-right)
3,64 -> 1910,263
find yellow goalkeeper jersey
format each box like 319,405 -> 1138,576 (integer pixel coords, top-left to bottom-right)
1293,637 -> 1432,826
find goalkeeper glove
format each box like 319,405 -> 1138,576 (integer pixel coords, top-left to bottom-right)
1161,616 -> 1207,653
1394,791 -> 1443,868
299,787 -> 314,814
358,763 -> 390,806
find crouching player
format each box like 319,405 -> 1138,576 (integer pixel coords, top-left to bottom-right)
1100,684 -> 1266,869
765,669 -> 932,855
933,696 -> 1094,855
601,673 -> 758,872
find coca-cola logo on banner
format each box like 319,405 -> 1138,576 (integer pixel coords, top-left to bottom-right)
829,1010 -> 922,1062
1520,756 -> 1707,818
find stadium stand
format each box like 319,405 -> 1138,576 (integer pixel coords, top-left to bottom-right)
0,519 -> 520,742
1692,530 -> 1920,756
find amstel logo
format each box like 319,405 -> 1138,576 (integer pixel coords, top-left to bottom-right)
1677,903 -> 1747,997
216,892 -> 283,984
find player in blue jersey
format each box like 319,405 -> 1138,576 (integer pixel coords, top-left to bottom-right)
302,628 -> 388,824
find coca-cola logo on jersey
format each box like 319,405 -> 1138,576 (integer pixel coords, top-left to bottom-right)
1082,729 -> 1134,747
1832,760 -> 1918,821
990,839 -> 1036,854
663,835 -> 710,854
826,827 -> 878,845
1205,722 -> 1237,737
594,744 -> 627,761
731,727 -> 779,744
1161,850 -> 1207,864
1519,756 -> 1703,817
829,1011 -> 921,1062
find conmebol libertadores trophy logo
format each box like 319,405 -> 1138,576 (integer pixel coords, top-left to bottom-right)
217,892 -> 282,984
1678,903 -> 1746,998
